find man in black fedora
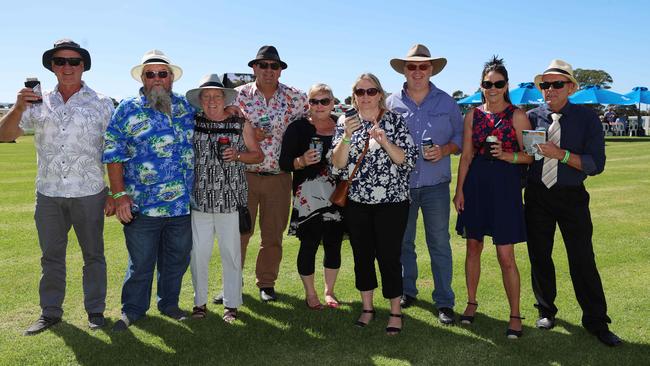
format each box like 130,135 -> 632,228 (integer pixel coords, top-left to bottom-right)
220,45 -> 307,303
526,59 -> 622,347
0,39 -> 115,335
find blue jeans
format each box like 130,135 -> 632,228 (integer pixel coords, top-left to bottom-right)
401,182 -> 455,309
121,214 -> 192,321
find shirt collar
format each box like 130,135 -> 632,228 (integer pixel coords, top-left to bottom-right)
250,81 -> 286,100
400,81 -> 441,103
53,81 -> 93,102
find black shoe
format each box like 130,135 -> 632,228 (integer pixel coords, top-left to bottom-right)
162,307 -> 188,321
88,313 -> 106,330
260,287 -> 277,302
24,315 -> 61,336
212,291 -> 224,305
112,314 -> 132,332
437,307 -> 456,325
354,309 -> 376,327
592,329 -> 623,347
386,313 -> 403,335
399,294 -> 416,308
506,315 -> 525,339
535,316 -> 556,330
459,301 -> 479,325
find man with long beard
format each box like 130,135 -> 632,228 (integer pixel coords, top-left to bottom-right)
103,50 -> 195,331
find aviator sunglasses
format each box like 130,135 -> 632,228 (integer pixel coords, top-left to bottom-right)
406,64 -> 431,71
144,70 -> 169,79
353,88 -> 380,97
256,61 -> 281,70
539,80 -> 572,90
309,98 -> 332,106
52,57 -> 83,67
481,80 -> 507,89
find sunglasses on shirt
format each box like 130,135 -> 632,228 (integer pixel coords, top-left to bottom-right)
353,88 -> 380,97
52,57 -> 83,67
406,64 -> 431,71
144,70 -> 169,79
539,81 -> 572,90
481,80 -> 507,89
256,62 -> 281,70
308,98 -> 332,106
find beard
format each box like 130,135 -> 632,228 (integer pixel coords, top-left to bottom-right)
145,85 -> 172,115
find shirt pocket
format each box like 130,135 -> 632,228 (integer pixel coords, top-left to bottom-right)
426,111 -> 451,143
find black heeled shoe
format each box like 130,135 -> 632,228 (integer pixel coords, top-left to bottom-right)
386,313 -> 403,335
506,315 -> 525,339
459,301 -> 479,325
354,309 -> 376,327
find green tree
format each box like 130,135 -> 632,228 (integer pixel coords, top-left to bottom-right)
573,69 -> 613,89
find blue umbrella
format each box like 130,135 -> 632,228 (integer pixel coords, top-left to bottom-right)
509,82 -> 544,105
623,86 -> 650,104
569,85 -> 633,105
457,91 -> 482,105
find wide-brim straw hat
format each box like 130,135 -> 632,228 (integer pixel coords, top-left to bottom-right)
185,74 -> 238,109
534,59 -> 579,90
130,49 -> 183,82
390,44 -> 447,76
42,39 -> 91,72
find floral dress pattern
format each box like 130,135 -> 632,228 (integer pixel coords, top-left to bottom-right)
103,91 -> 195,217
472,104 -> 521,155
331,110 -> 417,204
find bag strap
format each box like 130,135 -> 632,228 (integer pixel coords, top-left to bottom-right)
346,138 -> 369,184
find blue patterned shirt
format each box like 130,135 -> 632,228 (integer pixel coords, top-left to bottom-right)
102,91 -> 196,217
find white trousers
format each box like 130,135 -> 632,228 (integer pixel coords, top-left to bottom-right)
190,210 -> 243,308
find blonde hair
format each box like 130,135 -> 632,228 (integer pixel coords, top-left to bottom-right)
308,83 -> 334,99
351,73 -> 387,110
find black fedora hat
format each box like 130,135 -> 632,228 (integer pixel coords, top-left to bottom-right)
247,45 -> 287,69
42,39 -> 91,72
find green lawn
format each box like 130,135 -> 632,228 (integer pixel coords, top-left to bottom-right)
1,137 -> 648,365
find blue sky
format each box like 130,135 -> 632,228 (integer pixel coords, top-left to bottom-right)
1,0 -> 648,103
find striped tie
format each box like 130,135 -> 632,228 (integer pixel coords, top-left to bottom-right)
541,113 -> 562,188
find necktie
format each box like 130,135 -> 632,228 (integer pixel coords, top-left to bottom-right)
541,113 -> 562,188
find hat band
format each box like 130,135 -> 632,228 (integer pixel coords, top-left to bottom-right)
144,58 -> 169,64
411,53 -> 431,58
544,67 -> 572,77
200,81 -> 225,88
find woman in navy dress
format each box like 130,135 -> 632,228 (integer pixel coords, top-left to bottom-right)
453,56 -> 533,338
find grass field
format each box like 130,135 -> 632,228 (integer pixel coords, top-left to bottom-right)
0,137 -> 648,365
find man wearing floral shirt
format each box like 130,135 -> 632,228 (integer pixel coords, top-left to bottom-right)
0,39 -> 115,335
234,45 -> 308,302
103,50 -> 195,331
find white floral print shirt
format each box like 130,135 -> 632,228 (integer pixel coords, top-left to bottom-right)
20,82 -> 114,198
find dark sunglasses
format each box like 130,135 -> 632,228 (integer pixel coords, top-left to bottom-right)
539,81 -> 572,90
308,98 -> 332,106
52,57 -> 83,67
144,70 -> 169,79
354,88 -> 380,97
256,61 -> 281,70
406,64 -> 430,71
481,80 -> 507,89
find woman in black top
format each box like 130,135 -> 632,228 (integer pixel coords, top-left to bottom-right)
279,83 -> 344,310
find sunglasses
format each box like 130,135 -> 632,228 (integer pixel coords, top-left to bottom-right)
539,81 -> 572,90
354,88 -> 380,97
144,70 -> 169,79
481,80 -> 507,89
309,98 -> 332,106
256,61 -> 281,70
52,57 -> 83,67
406,64 -> 430,71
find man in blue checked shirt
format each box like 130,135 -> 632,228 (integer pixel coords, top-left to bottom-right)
103,50 -> 196,331
386,44 -> 463,324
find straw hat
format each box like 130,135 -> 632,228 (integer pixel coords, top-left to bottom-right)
534,59 -> 579,89
130,49 -> 183,82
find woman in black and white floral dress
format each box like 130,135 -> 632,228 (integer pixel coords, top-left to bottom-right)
331,73 -> 417,335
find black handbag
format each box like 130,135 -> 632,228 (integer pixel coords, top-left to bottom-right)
238,205 -> 252,234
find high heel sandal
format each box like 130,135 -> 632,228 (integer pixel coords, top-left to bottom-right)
354,309 -> 376,327
459,301 -> 478,325
386,313 -> 403,335
506,315 -> 525,339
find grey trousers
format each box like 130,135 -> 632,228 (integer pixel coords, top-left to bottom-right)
34,189 -> 107,318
